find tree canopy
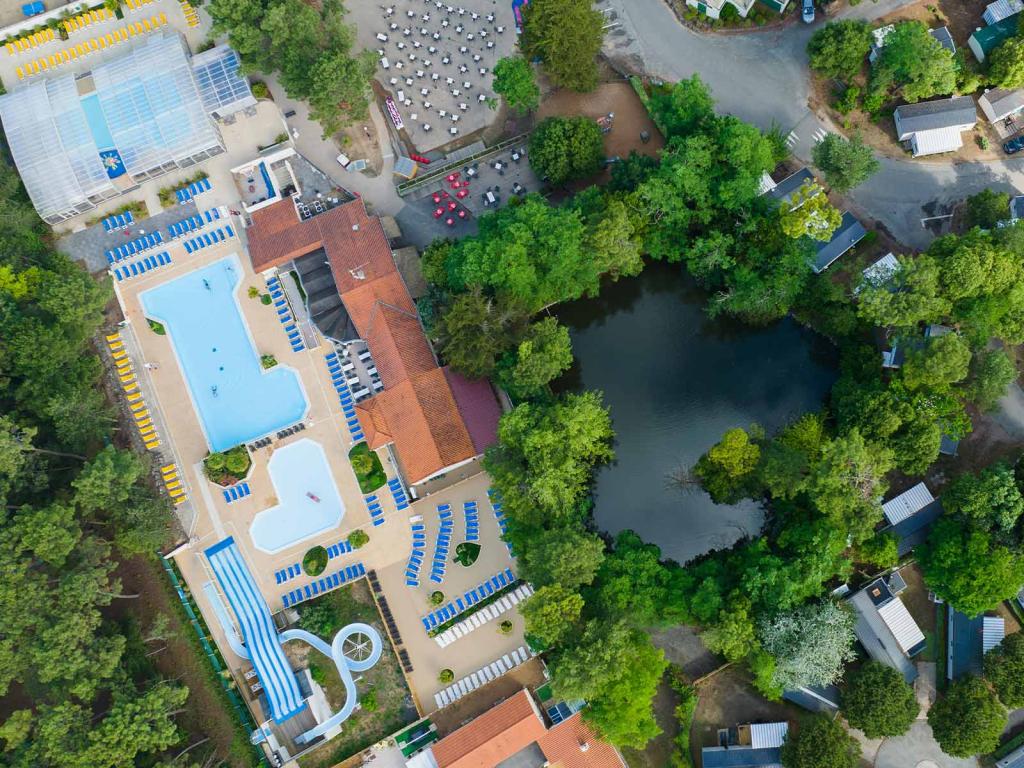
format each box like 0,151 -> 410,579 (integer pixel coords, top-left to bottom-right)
866,21 -> 958,110
757,601 -> 856,691
807,20 -> 874,81
522,0 -> 603,91
927,676 -> 1007,757
780,714 -> 860,768
984,631 -> 1024,708
492,55 -> 540,114
778,182 -> 843,242
812,133 -> 880,193
529,116 -> 606,186
841,661 -> 918,738
989,34 -> 1024,89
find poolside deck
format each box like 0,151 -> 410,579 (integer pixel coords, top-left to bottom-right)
111,228 -> 528,753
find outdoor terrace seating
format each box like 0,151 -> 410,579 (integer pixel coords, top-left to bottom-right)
433,646 -> 533,709
175,176 -> 212,204
107,332 -> 159,450
102,210 -> 134,231
160,463 -> 186,505
167,206 -> 223,238
106,231 -> 164,263
421,567 -> 517,630
221,481 -> 251,504
463,500 -> 479,542
324,351 -> 364,442
405,522 -> 427,586
111,251 -> 172,281
488,487 -> 513,556
429,504 -> 454,584
388,476 -> 410,511
274,562 -> 301,584
181,225 -> 235,254
433,582 -> 533,647
281,562 -> 366,608
366,494 -> 385,527
327,539 -> 353,559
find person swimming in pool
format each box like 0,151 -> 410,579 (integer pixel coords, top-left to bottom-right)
211,385 -> 218,397
203,279 -> 211,290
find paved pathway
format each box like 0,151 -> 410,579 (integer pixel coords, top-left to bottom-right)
598,0 -> 1024,248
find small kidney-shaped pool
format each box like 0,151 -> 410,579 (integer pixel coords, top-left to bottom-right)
250,438 -> 346,553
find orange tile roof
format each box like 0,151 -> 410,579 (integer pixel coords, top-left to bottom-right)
537,713 -> 627,768
244,196 -> 493,485
431,690 -> 548,768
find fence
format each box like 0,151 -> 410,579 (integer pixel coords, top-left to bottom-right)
396,133 -> 531,197
159,555 -> 270,767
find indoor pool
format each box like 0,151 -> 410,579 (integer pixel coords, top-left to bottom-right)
140,255 -> 308,452
250,439 -> 345,553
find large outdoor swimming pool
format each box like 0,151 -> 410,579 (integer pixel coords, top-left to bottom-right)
250,439 -> 345,553
140,255 -> 308,452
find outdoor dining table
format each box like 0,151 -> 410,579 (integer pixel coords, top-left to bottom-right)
434,207 -> 444,218
485,191 -> 496,204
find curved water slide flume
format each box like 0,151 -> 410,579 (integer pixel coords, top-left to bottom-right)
279,623 -> 383,744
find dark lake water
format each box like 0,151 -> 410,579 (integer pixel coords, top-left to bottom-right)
554,261 -> 839,564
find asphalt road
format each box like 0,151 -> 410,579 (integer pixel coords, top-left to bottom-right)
598,0 -> 1024,248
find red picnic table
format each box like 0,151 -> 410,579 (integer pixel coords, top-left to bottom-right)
445,217 -> 455,226
456,189 -> 469,199
433,207 -> 444,218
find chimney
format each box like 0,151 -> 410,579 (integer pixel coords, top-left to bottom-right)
578,739 -> 589,753
352,224 -> 359,231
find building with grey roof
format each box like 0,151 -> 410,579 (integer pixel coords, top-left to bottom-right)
813,211 -> 866,273
893,96 -> 978,156
987,0 -> 1024,24
702,723 -> 788,768
998,740 -> 1024,768
880,482 -> 945,556
980,88 -> 1024,122
850,576 -> 926,682
1011,194 -> 1024,222
766,167 -> 815,206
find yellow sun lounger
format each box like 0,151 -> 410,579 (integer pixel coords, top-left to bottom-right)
143,18 -> 152,31
135,21 -> 145,34
126,392 -> 142,403
161,463 -> 176,473
119,373 -> 136,384
135,417 -> 152,428
104,33 -> 114,46
38,57 -> 47,70
6,42 -> 14,56
159,11 -> 167,24
162,472 -> 178,484
15,66 -> 23,79
139,427 -> 155,438
130,406 -> 147,417
123,382 -> 139,394
169,487 -> 186,498
165,480 -> 181,491
106,333 -> 121,342
145,439 -> 161,450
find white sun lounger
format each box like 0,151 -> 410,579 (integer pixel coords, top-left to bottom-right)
457,680 -> 468,696
500,596 -> 512,611
511,649 -> 523,664
469,672 -> 480,688
471,613 -> 483,628
490,662 -> 502,677
480,666 -> 493,681
502,653 -> 513,668
435,692 -> 445,708
508,592 -> 520,605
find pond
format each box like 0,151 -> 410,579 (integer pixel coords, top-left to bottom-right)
554,261 -> 838,564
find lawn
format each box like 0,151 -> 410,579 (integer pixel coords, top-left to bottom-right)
349,442 -> 386,493
455,541 -> 480,567
292,579 -> 417,768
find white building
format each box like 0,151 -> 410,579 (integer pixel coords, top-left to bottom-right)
893,96 -> 978,157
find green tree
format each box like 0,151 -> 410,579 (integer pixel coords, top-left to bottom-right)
529,116 -> 605,186
927,676 -> 1007,757
492,56 -> 540,114
780,715 -> 860,768
919,516 -> 1024,616
965,189 -> 1012,229
591,531 -> 685,626
966,348 -> 1016,410
944,463 -> 1024,533
72,446 -> 143,512
694,427 -> 762,504
778,182 -> 843,241
856,531 -> 899,569
984,631 -> 1024,707
701,601 -> 758,663
806,20 -> 874,80
812,133 -> 880,193
485,392 -> 614,525
900,333 -> 971,391
497,317 -> 573,400
305,47 -> 376,137
989,34 -> 1024,89
550,619 -> 667,748
435,287 -> 528,378
521,584 -> 584,648
842,661 -> 918,738
522,0 -> 603,92
758,601 -> 856,691
647,75 -> 716,138
518,526 -> 606,588
808,429 -> 892,543
584,196 -> 646,281
867,21 -> 958,107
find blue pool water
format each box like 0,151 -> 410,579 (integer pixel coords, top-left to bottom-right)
250,439 -> 345,553
140,255 -> 308,452
81,94 -> 115,149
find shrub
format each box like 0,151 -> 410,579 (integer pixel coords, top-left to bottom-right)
834,86 -> 860,115
348,529 -> 369,549
528,116 -> 605,187
439,669 -> 454,683
350,452 -> 374,476
430,591 -> 445,606
499,620 -> 513,635
348,443 -> 386,492
303,546 -> 329,576
224,450 -> 249,475
299,602 -> 337,637
308,662 -> 327,685
206,452 -> 226,471
260,294 -> 272,305
455,541 -> 480,567
204,446 -> 251,484
147,319 -> 166,335
260,354 -> 278,369
248,286 -> 260,299
361,688 -> 378,712
251,81 -> 270,99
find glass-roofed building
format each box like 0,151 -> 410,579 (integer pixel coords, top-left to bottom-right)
0,33 -> 227,224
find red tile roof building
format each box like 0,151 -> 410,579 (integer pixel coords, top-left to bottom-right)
246,198 -> 500,485
427,690 -> 626,768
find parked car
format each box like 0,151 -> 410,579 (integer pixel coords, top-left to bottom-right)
1004,136 -> 1024,155
802,0 -> 815,23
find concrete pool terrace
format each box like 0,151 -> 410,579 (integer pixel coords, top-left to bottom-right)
113,217 -> 528,751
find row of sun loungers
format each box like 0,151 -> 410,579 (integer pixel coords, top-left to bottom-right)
5,25 -> 53,56
107,332 -> 160,450
429,505 -> 454,584
167,207 -> 223,238
175,176 -> 212,204
433,584 -> 533,648
182,225 -> 235,254
265,276 -> 306,353
281,562 -> 365,608
463,500 -> 479,542
179,0 -> 200,27
222,482 -> 251,504
274,562 -> 302,584
61,6 -> 114,34
102,210 -> 134,231
389,476 -> 410,511
366,494 -> 385,527
275,422 -> 305,440
433,647 -> 533,710
14,15 -> 168,78
421,567 -> 518,631
125,0 -> 158,11
160,462 -> 187,506
106,231 -> 164,263
488,487 -> 514,557
112,251 -> 172,281
324,350 -> 364,442
405,522 -> 427,587
327,539 -> 353,559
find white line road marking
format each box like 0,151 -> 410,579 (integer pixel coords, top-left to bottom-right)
920,214 -> 954,225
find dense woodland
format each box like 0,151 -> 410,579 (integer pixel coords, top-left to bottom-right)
0,163 -> 208,766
